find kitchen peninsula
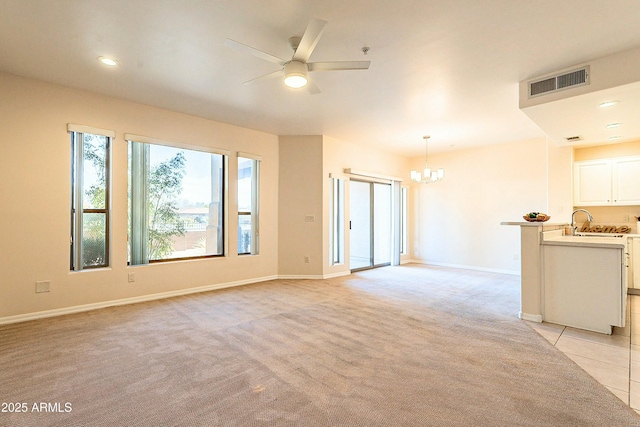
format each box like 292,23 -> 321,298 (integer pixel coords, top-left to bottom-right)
502,220 -> 636,334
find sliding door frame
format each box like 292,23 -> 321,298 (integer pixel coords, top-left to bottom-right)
349,179 -> 392,272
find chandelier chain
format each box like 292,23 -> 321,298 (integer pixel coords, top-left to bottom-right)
424,136 -> 429,168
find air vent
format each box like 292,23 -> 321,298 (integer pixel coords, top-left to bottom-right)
565,135 -> 583,142
528,66 -> 589,98
530,77 -> 556,96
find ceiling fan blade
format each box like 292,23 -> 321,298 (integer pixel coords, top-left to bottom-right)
243,70 -> 282,85
306,80 -> 321,95
308,61 -> 371,71
224,38 -> 286,65
292,18 -> 327,62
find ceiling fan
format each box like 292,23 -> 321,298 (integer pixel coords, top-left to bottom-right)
224,18 -> 370,94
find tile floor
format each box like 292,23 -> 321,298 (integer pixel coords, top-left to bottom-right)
527,294 -> 640,414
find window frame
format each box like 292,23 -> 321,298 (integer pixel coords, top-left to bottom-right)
126,134 -> 228,264
329,176 -> 345,265
400,186 -> 408,255
69,125 -> 114,271
237,153 -> 260,256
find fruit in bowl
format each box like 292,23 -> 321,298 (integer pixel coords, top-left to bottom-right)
523,212 -> 550,222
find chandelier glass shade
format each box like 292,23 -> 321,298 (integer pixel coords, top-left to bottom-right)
411,136 -> 444,184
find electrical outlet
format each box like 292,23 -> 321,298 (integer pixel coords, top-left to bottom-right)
305,215 -> 315,222
304,256 -> 310,263
624,214 -> 630,222
35,281 -> 50,293
512,253 -> 519,261
128,272 -> 135,283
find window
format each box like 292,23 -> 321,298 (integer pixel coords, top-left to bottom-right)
400,186 -> 408,255
69,125 -> 113,270
237,154 -> 260,255
128,137 -> 226,264
330,176 -> 345,265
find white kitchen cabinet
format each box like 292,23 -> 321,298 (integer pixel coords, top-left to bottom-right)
574,156 -> 640,206
573,160 -> 611,205
613,157 -> 640,205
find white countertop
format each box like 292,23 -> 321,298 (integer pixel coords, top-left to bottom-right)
500,221 -> 568,227
541,230 -> 627,249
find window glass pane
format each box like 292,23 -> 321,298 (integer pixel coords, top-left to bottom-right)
82,213 -> 107,268
401,187 -> 408,255
238,214 -> 252,254
238,156 -> 258,255
349,180 -> 372,269
82,134 -> 108,210
373,183 -> 391,265
149,145 -> 222,260
330,178 -> 344,265
238,157 -> 253,212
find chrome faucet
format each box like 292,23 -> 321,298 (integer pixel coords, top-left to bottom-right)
571,209 -> 593,235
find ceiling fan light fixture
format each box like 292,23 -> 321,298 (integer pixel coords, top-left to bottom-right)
284,60 -> 308,88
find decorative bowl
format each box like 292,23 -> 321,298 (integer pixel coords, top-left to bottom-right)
523,214 -> 550,222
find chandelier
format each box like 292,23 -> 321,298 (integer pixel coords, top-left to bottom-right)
411,136 -> 444,183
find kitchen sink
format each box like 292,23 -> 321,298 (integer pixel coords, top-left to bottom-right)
575,233 -> 626,238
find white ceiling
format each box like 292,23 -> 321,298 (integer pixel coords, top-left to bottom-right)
2,0 -> 640,156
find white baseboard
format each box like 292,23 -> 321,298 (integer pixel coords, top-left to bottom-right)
252,272 -> 352,280
519,312 -> 543,322
0,275 -> 278,326
0,263 -> 520,326
321,271 -> 351,279
0,272 -> 360,325
408,259 -> 520,276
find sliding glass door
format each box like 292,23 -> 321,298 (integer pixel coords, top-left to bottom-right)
373,183 -> 391,266
350,181 -> 372,269
349,180 -> 392,271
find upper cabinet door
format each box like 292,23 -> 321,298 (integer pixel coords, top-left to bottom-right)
574,160 -> 612,206
612,156 -> 640,205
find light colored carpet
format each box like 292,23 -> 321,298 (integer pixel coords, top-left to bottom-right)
1,264 -> 639,426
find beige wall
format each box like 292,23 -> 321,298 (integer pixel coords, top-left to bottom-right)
574,139 -> 640,161
547,139 -> 574,223
278,136 -> 324,277
0,73 -> 279,320
411,137 -> 571,274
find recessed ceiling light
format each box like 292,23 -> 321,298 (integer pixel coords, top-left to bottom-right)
98,56 -> 118,67
609,135 -> 621,141
598,100 -> 619,108
606,123 -> 622,129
